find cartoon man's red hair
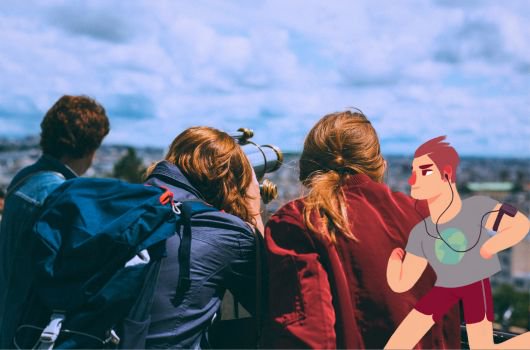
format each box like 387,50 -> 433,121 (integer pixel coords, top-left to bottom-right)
414,136 -> 460,182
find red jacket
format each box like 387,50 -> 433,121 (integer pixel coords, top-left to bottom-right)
264,174 -> 460,349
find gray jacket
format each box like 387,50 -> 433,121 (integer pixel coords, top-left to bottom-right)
144,161 -> 259,349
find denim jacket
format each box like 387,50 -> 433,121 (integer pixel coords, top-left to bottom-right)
0,154 -> 77,347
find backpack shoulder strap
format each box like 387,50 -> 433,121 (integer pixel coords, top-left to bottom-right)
125,258 -> 163,322
173,200 -> 218,305
253,227 -> 264,348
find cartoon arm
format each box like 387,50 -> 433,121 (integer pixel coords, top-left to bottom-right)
387,248 -> 429,293
480,203 -> 530,259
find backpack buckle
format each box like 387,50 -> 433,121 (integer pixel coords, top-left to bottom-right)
104,329 -> 121,345
39,312 -> 65,343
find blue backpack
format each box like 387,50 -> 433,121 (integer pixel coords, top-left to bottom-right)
13,177 -> 216,349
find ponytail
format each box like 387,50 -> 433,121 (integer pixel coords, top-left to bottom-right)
299,110 -> 385,243
302,171 -> 357,243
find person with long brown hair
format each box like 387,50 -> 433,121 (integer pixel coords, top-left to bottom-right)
143,126 -> 263,348
264,111 -> 460,349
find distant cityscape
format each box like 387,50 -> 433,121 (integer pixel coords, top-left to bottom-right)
1,136 -> 529,330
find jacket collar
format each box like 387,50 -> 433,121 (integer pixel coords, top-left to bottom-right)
7,154 -> 77,192
147,161 -> 205,200
343,173 -> 373,186
39,154 -> 78,179
340,173 -> 380,194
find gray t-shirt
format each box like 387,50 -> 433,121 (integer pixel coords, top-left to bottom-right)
406,195 -> 501,288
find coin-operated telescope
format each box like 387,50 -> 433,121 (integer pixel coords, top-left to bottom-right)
229,128 -> 283,204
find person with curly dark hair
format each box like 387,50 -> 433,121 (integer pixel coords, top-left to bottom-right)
39,95 -> 110,174
0,95 -> 110,347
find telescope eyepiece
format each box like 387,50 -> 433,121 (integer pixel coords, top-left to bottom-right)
260,179 -> 278,204
228,128 -> 254,144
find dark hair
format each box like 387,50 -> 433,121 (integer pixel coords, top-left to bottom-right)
299,110 -> 385,243
40,95 -> 110,158
414,136 -> 460,182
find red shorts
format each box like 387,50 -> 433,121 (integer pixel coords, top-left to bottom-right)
415,278 -> 494,324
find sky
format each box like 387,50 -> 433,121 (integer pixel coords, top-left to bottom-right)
0,0 -> 529,157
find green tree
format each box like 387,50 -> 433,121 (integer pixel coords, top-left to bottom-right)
113,147 -> 146,183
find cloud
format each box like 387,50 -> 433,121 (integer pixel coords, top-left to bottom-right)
434,19 -> 505,65
46,4 -> 136,43
103,94 -> 155,120
0,0 -> 529,157
0,95 -> 40,120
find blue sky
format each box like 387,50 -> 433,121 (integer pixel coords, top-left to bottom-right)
0,0 -> 529,156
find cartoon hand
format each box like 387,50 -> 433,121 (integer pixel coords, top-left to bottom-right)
390,248 -> 405,262
480,245 -> 493,259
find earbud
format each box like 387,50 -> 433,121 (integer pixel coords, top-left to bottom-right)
443,166 -> 452,182
444,173 -> 453,186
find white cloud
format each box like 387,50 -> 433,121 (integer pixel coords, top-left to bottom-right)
0,0 -> 529,156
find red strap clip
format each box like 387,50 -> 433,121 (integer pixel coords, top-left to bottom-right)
158,186 -> 174,205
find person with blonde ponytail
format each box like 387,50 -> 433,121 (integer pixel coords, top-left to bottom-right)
143,126 -> 263,348
264,111 -> 460,349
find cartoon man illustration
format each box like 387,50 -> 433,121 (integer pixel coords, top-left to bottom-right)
386,136 -> 530,349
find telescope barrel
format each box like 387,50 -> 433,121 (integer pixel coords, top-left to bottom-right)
230,128 -> 283,204
240,143 -> 282,180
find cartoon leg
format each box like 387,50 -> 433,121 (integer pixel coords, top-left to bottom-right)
384,309 -> 435,349
495,331 -> 530,349
466,316 -> 494,349
467,316 -> 530,349
386,286 -> 459,349
462,278 -> 496,348
464,278 -> 530,349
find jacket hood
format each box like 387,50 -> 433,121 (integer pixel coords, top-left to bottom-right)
145,160 -> 205,201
